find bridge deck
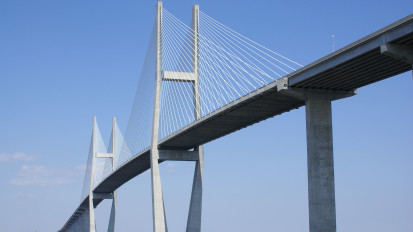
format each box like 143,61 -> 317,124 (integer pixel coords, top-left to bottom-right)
288,14 -> 413,89
94,149 -> 152,193
159,80 -> 304,150
59,196 -> 104,231
59,14 -> 413,231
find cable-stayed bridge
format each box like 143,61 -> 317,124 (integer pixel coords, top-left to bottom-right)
58,2 -> 413,232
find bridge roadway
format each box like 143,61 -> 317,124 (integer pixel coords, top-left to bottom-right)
60,14 -> 413,231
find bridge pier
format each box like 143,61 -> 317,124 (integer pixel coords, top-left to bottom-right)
305,97 -> 336,232
88,196 -> 96,232
186,146 -> 204,232
279,85 -> 355,232
157,149 -> 204,232
85,205 -> 95,232
150,150 -> 168,232
107,193 -> 116,232
303,91 -> 355,232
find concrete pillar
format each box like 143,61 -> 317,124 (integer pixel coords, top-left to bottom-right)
88,196 -> 96,232
107,117 -> 117,232
278,85 -> 354,232
305,98 -> 336,232
107,194 -> 116,232
192,4 -> 201,121
150,2 -> 167,232
88,116 -> 97,232
186,146 -> 204,232
150,151 -> 167,232
186,5 -> 204,232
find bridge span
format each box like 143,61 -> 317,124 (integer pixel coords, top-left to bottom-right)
58,2 -> 412,231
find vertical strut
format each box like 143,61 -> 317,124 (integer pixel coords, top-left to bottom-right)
187,4 -> 204,232
150,1 -> 167,232
108,117 -> 117,232
192,4 -> 200,121
89,116 -> 97,232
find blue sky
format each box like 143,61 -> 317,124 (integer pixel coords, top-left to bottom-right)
1,0 -> 412,231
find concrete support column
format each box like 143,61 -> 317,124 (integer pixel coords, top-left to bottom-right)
278,83 -> 355,232
186,5 -> 204,232
88,196 -> 96,232
150,2 -> 167,232
192,4 -> 200,121
305,98 -> 336,232
150,150 -> 167,232
186,146 -> 204,232
107,118 -> 117,232
107,192 -> 116,232
88,116 -> 97,232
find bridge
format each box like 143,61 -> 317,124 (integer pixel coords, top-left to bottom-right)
58,2 -> 413,232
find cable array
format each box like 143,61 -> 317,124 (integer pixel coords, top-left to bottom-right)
80,136 -> 93,202
159,9 -> 198,140
158,8 -> 302,140
116,22 -> 157,168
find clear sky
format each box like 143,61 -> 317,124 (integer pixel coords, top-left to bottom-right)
1,0 -> 412,231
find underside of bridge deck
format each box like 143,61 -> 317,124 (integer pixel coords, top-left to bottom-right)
159,80 -> 305,150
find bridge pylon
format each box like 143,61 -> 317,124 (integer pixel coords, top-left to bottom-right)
150,2 -> 204,232
95,116 -> 119,232
62,116 -> 120,232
